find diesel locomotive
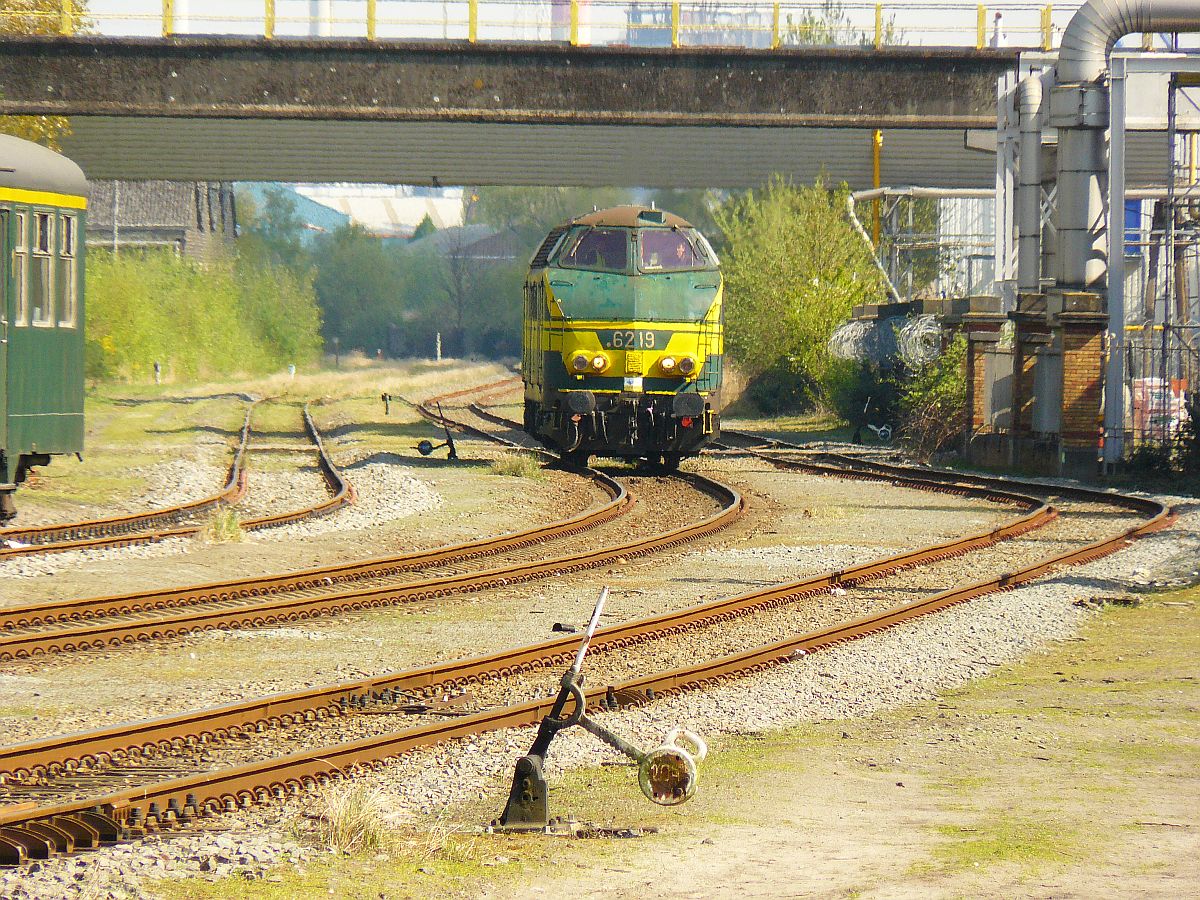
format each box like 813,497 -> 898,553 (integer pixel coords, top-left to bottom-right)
0,134 -> 87,522
522,206 -> 723,468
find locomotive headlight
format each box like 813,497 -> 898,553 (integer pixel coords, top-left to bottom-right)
660,356 -> 677,372
591,354 -> 609,372
571,353 -> 590,373
678,356 -> 698,376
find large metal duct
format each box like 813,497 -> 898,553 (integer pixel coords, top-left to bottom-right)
1054,0 -> 1200,290
1017,74 -> 1044,293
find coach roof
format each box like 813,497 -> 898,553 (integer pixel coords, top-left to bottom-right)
0,134 -> 88,199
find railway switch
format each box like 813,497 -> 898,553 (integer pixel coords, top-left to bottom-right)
497,587 -> 707,831
416,401 -> 460,460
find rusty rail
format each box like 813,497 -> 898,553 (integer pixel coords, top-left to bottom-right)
0,404 -> 1170,865
0,385 -> 661,658
0,403 -> 256,558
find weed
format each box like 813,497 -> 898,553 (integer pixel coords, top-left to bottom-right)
490,452 -> 544,479
302,778 -> 393,855
200,506 -> 245,544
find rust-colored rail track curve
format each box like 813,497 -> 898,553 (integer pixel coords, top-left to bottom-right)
0,403 -> 255,559
0,422 -> 1050,859
0,407 -> 1171,865
0,383 -> 735,661
0,402 -> 356,561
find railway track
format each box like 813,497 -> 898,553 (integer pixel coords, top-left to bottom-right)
0,400 -> 1171,865
0,387 -> 740,662
0,402 -> 354,562
0,403 -> 254,559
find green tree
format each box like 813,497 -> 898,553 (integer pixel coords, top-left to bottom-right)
713,176 -> 885,410
409,213 -> 437,242
782,0 -> 898,47
0,0 -> 92,149
309,224 -> 405,353
237,186 -> 311,271
471,186 -> 634,248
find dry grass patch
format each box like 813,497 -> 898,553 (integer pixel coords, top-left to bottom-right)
490,452 -> 544,480
198,506 -> 245,544
300,779 -> 393,855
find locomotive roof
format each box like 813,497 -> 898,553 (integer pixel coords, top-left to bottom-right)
0,134 -> 88,200
571,205 -> 693,229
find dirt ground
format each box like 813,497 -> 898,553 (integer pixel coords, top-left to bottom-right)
155,588 -> 1198,900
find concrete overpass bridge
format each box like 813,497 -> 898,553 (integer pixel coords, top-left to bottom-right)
0,34 -> 1025,186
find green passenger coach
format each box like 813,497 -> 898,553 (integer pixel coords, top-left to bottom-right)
0,134 -> 88,523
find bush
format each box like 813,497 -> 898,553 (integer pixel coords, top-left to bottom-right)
896,334 -> 967,459
85,247 -> 322,381
821,358 -> 899,434
713,176 -> 885,413
1176,393 -> 1200,482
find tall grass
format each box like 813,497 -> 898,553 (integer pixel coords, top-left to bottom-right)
490,452 -> 544,479
199,506 -> 245,544
305,779 -> 392,855
85,247 -> 322,382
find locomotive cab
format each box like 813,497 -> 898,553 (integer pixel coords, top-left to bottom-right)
522,206 -> 724,468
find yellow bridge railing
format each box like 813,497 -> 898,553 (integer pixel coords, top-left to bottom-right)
3,2 -> 1135,53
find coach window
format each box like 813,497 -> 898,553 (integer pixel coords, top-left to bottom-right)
31,212 -> 54,326
13,212 -> 28,326
59,214 -> 77,327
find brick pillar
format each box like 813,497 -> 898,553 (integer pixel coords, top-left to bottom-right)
1010,315 -> 1051,438
1058,312 -> 1107,453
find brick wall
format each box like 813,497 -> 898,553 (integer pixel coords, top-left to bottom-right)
1060,322 -> 1104,449
1012,328 -> 1046,435
969,339 -> 988,431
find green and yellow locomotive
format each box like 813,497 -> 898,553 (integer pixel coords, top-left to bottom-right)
522,206 -> 723,468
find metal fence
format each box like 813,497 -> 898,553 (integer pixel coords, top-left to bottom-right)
13,2 -> 1093,50
1124,324 -> 1199,451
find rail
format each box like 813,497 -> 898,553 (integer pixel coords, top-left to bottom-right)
0,402 -> 255,557
1,422 -> 1161,863
22,2 -> 1104,52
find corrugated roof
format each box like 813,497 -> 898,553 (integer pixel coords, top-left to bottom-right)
87,180 -> 198,229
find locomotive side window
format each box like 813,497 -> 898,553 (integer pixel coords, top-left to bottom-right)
31,212 -> 54,326
13,212 -> 27,327
59,214 -> 77,328
558,227 -> 629,274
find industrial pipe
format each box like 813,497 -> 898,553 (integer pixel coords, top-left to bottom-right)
1057,0 -> 1198,84
1054,0 -> 1200,291
1016,73 -> 1044,293
846,187 -> 995,306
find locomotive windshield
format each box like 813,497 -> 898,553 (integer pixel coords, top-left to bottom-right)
548,224 -> 720,322
557,227 -> 629,274
638,228 -> 715,272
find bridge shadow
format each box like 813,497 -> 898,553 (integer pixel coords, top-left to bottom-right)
109,392 -> 256,406
147,424 -> 244,439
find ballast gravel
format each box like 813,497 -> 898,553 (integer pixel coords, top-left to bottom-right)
0,456 -> 442,585
6,488 -> 1195,899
